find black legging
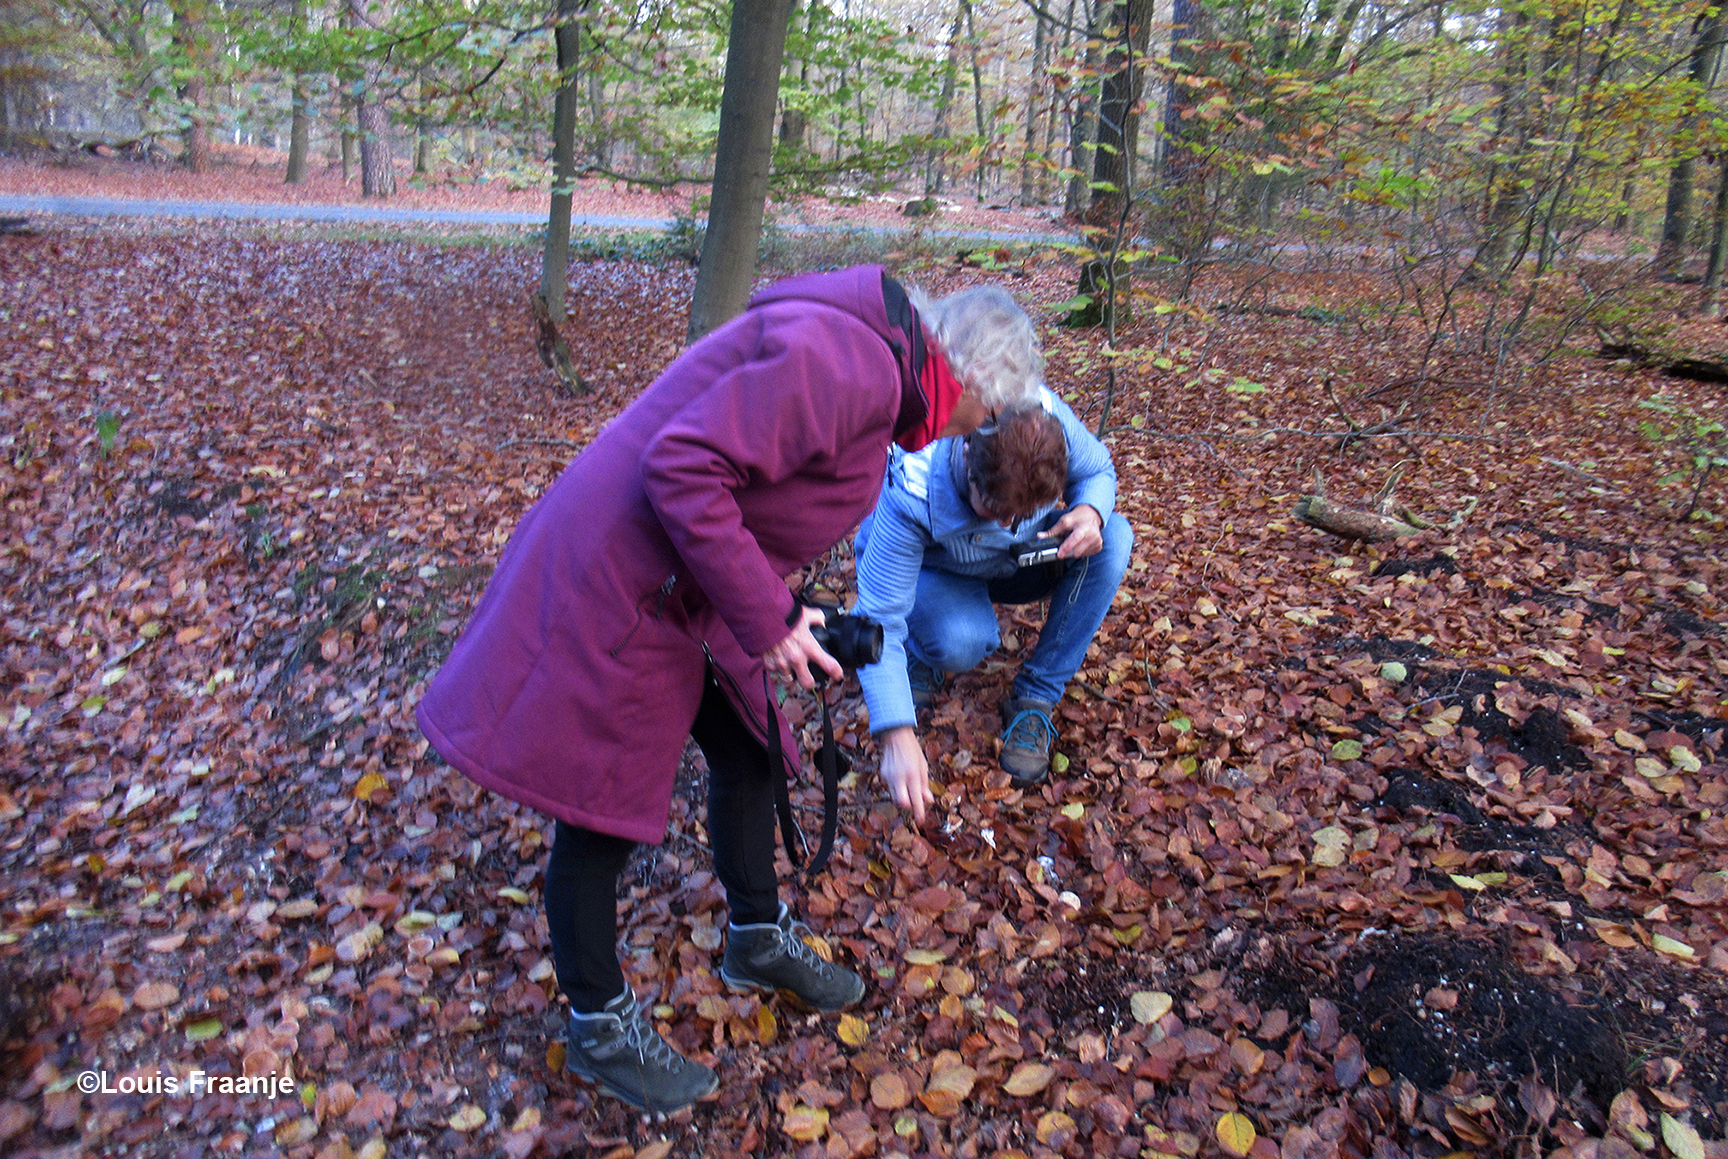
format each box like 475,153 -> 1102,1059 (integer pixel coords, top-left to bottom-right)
546,671 -> 782,1013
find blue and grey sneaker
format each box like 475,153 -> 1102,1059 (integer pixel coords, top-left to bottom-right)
1000,696 -> 1058,786
907,658 -> 943,710
565,988 -> 717,1114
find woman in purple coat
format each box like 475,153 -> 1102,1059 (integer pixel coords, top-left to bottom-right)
415,266 -> 1042,1113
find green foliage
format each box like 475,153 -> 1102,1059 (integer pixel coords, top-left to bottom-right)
1638,394 -> 1728,521
94,410 -> 119,457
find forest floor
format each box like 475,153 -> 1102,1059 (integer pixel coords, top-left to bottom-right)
0,148 -> 1726,1159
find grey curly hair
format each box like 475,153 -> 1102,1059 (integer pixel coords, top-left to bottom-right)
911,284 -> 1044,414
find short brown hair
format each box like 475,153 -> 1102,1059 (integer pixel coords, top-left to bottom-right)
965,408 -> 1066,524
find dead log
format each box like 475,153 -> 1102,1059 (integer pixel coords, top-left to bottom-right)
530,292 -> 589,396
1293,494 -> 1424,541
1293,464 -> 1477,542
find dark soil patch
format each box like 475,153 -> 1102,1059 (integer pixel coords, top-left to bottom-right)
1411,669 -> 1591,771
143,474 -> 210,520
1334,933 -> 1626,1107
1372,554 -> 1458,579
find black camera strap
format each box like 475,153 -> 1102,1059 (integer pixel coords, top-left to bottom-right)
764,672 -> 847,879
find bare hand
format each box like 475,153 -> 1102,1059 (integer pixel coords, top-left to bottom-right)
762,605 -> 842,690
1044,505 -> 1104,560
877,726 -> 934,826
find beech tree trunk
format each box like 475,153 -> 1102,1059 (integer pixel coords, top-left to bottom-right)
347,0 -> 395,198
285,0 -> 310,183
1656,3 -> 1728,276
171,0 -> 213,173
686,0 -> 792,343
541,0 -> 589,316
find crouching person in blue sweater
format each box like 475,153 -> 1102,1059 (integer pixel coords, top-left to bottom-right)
854,390 -> 1133,808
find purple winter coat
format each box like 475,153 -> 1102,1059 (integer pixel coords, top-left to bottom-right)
415,266 -> 933,843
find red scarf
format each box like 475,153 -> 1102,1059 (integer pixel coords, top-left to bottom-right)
895,338 -> 965,451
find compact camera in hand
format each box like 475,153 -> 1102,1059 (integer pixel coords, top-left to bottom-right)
1012,538 -> 1062,567
808,607 -> 884,673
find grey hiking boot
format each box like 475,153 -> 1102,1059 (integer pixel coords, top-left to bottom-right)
1000,696 -> 1058,787
907,657 -> 942,711
720,903 -> 865,1013
565,988 -> 717,1114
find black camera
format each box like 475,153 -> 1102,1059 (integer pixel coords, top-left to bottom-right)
808,607 -> 883,673
1012,538 -> 1062,567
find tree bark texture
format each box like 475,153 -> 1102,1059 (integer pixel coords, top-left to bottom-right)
1656,3 -> 1728,275
541,0 -> 588,315
285,0 -> 310,183
686,0 -> 792,344
926,0 -> 967,196
347,0 -> 395,198
1087,0 -> 1153,228
170,0 -> 214,173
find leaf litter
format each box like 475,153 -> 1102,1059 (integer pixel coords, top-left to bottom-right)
0,160 -> 1725,1158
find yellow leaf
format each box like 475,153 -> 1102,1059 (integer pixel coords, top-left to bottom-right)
1036,1110 -> 1077,1145
352,773 -> 388,802
904,948 -> 947,966
1003,1062 -> 1056,1097
837,1013 -> 868,1047
1130,990 -> 1173,1024
1669,747 -> 1702,773
184,1017 -> 224,1042
1051,752 -> 1070,773
1653,934 -> 1696,960
1660,1113 -> 1706,1159
782,1104 -> 829,1142
1216,1112 -> 1257,1156
497,887 -> 531,905
1059,802 -> 1084,820
1449,874 -> 1486,891
447,1105 -> 486,1132
756,1003 -> 777,1044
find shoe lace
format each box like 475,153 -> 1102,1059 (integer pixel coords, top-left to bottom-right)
617,999 -> 686,1072
1004,706 -> 1055,752
781,918 -> 841,979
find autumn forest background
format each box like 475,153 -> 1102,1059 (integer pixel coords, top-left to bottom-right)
2,1 -> 1727,1158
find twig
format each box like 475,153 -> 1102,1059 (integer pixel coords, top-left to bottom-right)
497,437 -> 583,451
1539,457 -> 1621,492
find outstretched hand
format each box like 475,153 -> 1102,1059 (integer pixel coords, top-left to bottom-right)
877,726 -> 934,826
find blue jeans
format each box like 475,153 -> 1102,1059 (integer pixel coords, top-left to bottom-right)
905,511 -> 1133,706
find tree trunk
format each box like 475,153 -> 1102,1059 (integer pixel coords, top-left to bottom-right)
926,0 -> 967,197
348,0 -> 395,198
965,0 -> 987,201
1020,9 -> 1051,204
1087,0 -> 1153,227
779,0 -> 808,153
1065,0 -> 1102,215
541,0 -> 588,316
1467,7 -> 1531,284
1656,3 -> 1728,276
285,0 -> 310,183
171,0 -> 214,173
1699,161 -> 1728,315
686,0 -> 792,343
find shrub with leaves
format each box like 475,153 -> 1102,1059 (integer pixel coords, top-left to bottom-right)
1638,394 -> 1728,521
